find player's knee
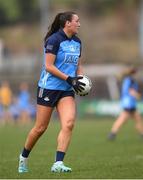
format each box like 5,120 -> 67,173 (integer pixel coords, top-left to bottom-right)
65,118 -> 75,131
33,125 -> 47,136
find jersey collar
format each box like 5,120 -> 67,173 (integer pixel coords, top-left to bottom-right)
59,29 -> 73,40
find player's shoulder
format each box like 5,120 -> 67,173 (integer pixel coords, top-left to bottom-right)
123,76 -> 135,85
44,32 -> 61,49
124,76 -> 131,81
47,32 -> 60,43
72,35 -> 81,44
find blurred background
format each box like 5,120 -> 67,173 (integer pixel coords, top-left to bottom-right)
0,0 -> 143,124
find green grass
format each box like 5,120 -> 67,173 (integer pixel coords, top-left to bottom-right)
0,118 -> 143,179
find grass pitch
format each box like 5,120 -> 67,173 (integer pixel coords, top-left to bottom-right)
0,118 -> 143,179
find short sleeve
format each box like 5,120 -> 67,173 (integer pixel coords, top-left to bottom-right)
44,36 -> 60,55
124,77 -> 131,87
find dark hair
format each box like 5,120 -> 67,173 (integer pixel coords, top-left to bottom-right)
117,65 -> 138,81
44,11 -> 76,42
120,66 -> 137,79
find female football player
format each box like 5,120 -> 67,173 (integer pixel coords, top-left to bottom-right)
108,66 -> 143,140
18,11 -> 85,173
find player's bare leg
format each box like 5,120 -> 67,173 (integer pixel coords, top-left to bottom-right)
51,96 -> 76,172
18,105 -> 53,173
24,105 -> 53,150
133,111 -> 143,135
108,111 -> 130,140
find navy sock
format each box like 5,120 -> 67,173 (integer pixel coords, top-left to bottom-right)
55,151 -> 65,162
21,147 -> 31,158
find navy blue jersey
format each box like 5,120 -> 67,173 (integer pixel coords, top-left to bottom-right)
121,76 -> 138,109
38,29 -> 81,90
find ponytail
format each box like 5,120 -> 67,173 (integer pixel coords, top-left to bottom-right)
119,66 -> 137,80
44,11 -> 76,43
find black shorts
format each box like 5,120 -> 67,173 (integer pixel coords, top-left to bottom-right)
124,108 -> 136,113
37,87 -> 75,107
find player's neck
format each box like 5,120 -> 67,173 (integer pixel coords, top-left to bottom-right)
63,28 -> 73,38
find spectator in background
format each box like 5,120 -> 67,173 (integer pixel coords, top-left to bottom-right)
17,82 -> 31,124
0,81 -> 12,124
108,66 -> 143,140
9,96 -> 20,123
27,102 -> 36,120
0,103 -> 3,124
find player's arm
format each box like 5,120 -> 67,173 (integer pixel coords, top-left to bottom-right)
45,53 -> 85,93
77,58 -> 84,75
129,88 -> 141,100
45,53 -> 68,80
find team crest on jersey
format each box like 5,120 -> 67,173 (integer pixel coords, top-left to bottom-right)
69,45 -> 77,52
63,45 -> 80,53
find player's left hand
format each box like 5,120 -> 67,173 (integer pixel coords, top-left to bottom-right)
66,76 -> 85,93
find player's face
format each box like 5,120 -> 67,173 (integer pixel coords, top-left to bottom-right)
67,14 -> 80,35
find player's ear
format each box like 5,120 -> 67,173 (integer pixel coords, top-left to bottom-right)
66,21 -> 71,27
